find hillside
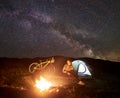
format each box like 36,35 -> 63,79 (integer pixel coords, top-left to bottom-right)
0,56 -> 120,98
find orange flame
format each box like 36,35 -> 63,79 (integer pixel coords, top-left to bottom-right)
35,76 -> 52,92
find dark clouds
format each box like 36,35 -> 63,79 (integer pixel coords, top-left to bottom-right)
0,0 -> 120,61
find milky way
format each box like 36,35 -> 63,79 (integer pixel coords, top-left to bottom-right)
0,0 -> 120,61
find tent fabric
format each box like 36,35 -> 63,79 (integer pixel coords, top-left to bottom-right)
72,60 -> 91,77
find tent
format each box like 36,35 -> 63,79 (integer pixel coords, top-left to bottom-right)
72,60 -> 91,77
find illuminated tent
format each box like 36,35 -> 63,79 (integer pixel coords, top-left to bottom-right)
72,60 -> 91,77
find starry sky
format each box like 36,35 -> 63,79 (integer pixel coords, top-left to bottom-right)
0,0 -> 120,61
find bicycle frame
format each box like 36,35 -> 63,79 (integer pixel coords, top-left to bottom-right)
29,57 -> 55,73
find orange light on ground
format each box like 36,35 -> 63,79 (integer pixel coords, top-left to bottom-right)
35,76 -> 52,92
78,80 -> 85,86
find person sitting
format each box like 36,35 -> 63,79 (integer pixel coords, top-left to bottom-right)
62,59 -> 92,86
62,60 -> 74,76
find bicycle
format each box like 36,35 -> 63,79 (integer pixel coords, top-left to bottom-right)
29,57 -> 55,73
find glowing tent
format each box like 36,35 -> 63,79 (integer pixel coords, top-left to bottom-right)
72,60 -> 91,77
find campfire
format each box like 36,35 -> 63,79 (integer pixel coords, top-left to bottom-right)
35,76 -> 52,92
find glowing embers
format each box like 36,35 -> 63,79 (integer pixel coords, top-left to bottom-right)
35,76 -> 52,92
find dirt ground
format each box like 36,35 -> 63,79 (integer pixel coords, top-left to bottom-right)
0,57 -> 120,98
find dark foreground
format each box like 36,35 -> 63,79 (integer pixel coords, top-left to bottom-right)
0,56 -> 120,98
0,85 -> 120,98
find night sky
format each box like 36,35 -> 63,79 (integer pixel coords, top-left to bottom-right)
0,0 -> 120,61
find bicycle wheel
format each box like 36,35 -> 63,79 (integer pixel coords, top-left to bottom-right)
29,63 -> 39,73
